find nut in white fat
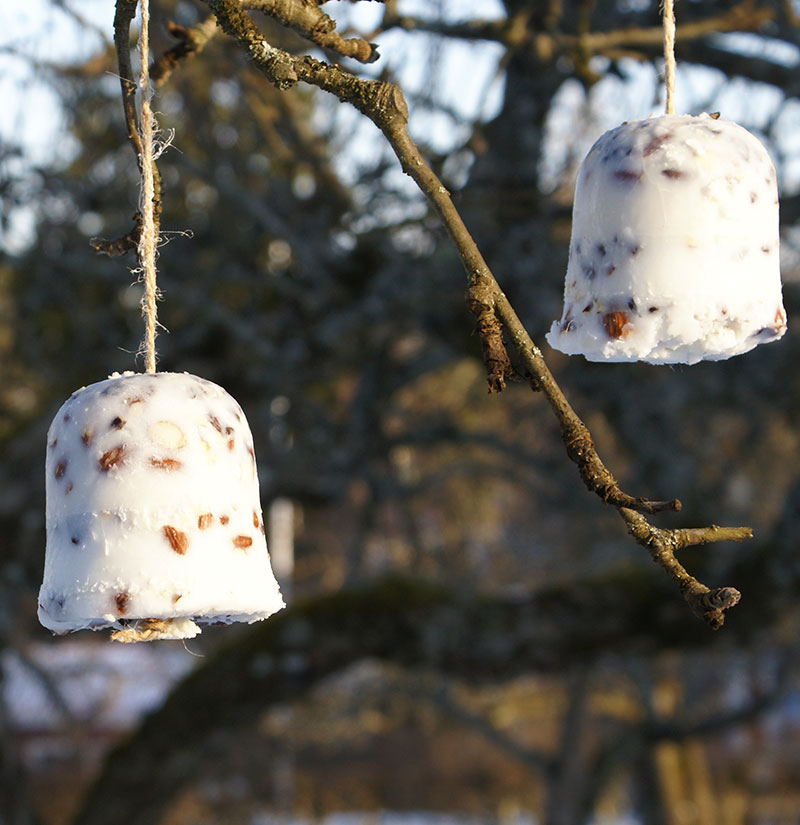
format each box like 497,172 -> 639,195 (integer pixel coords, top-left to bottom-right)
546,113 -> 787,364
39,372 -> 285,642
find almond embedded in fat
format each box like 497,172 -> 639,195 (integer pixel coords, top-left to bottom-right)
603,311 -> 631,340
199,437 -> 218,464
163,525 -> 189,555
99,446 -> 126,471
148,421 -> 186,449
149,457 -> 183,471
115,592 -> 130,615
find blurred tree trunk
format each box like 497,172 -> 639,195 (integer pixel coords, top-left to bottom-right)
69,575 -> 759,825
463,4 -> 566,334
542,664 -> 591,825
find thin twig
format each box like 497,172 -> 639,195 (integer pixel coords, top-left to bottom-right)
244,0 -> 379,63
150,15 -> 219,87
91,0 -> 142,256
92,0 -> 163,260
113,0 -> 142,157
90,212 -> 142,257
620,508 -> 747,628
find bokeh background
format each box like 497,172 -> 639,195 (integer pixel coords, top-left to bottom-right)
2,1 -> 800,823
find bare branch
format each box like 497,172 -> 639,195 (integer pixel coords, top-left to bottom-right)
575,2 -> 775,53
468,278 -> 513,393
620,507 -> 749,629
244,0 -> 379,62
150,15 -> 218,87
200,0 -> 751,627
96,1 -> 163,259
90,212 -> 142,257
377,1 -> 774,66
113,0 -> 142,158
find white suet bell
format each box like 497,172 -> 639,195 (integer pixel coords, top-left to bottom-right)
39,372 -> 284,642
547,113 -> 787,364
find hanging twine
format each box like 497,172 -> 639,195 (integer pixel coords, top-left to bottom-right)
662,0 -> 676,115
137,0 -> 159,374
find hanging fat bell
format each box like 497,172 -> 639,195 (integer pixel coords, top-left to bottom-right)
39,372 -> 284,642
546,113 -> 787,364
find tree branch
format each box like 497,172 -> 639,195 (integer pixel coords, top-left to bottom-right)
92,0 -> 163,259
150,14 -> 218,87
619,508 -> 748,629
199,0 -> 751,627
376,0 -> 773,64
573,2 -> 774,54
91,0 -> 142,256
113,0 -> 141,158
244,0 -> 379,63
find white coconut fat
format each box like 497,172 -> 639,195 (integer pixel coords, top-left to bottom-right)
39,371 -> 284,642
546,113 -> 787,364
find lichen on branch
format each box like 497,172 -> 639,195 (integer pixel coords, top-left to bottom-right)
243,0 -> 379,63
